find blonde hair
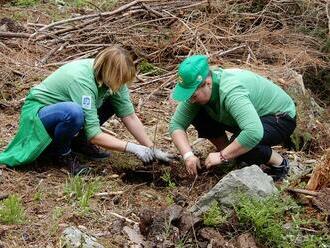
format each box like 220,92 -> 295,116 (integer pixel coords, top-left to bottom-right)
93,45 -> 136,92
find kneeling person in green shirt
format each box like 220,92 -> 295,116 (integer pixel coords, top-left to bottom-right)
169,55 -> 296,181
0,45 -> 174,175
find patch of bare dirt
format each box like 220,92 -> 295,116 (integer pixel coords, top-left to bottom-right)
0,1 -> 329,247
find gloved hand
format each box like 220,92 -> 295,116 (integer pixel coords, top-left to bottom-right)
125,142 -> 154,163
152,148 -> 176,163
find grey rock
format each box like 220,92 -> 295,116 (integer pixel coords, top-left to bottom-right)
61,226 -> 104,248
190,165 -> 278,216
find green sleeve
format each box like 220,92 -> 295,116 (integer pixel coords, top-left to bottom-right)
224,85 -> 263,149
169,102 -> 201,135
108,85 -> 135,118
67,78 -> 102,140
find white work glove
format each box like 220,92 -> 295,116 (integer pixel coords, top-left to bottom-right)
152,148 -> 176,163
125,142 -> 154,163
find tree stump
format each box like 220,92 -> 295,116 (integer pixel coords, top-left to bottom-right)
306,149 -> 330,190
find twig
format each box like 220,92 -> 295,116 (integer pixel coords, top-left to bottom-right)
163,10 -> 209,56
189,212 -> 199,248
95,191 -> 124,197
136,73 -> 176,111
287,188 -> 319,197
101,126 -> 118,137
326,1 -> 330,36
210,44 -> 246,57
39,42 -> 68,65
141,3 -> 165,18
31,0 -> 143,36
188,175 -> 198,195
108,211 -> 139,225
0,32 -> 31,38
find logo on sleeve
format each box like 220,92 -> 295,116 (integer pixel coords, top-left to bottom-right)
82,95 -> 92,109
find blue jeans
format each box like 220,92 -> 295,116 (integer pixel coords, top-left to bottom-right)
38,102 -> 84,155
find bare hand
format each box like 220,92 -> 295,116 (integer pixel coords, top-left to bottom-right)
185,155 -> 201,176
205,152 -> 222,169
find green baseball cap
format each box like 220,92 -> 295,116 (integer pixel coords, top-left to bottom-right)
172,55 -> 209,101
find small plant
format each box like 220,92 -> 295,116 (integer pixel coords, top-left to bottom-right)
138,60 -> 162,76
50,207 -> 63,234
161,170 -> 176,190
64,176 -> 101,212
13,0 -> 39,7
33,190 -> 43,202
0,194 -> 25,224
165,193 -> 174,206
203,200 -> 228,226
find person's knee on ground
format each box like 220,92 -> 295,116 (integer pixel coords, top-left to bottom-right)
38,102 -> 91,175
70,97 -> 114,160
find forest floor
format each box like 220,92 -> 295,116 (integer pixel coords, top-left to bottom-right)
0,1 -> 329,247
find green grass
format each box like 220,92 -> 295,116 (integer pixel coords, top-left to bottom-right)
161,170 -> 176,206
33,190 -> 43,203
138,60 -> 163,76
0,195 -> 25,224
161,170 -> 176,190
64,176 -> 101,213
165,194 -> 174,206
234,193 -> 329,248
203,200 -> 229,227
12,0 -> 40,7
50,207 -> 64,234
57,0 -> 118,10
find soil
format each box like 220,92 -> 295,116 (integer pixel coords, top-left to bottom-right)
0,1 -> 329,247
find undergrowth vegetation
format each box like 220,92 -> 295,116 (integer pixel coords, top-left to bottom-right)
0,194 -> 25,224
203,201 -> 229,227
234,193 -> 329,248
64,176 -> 101,213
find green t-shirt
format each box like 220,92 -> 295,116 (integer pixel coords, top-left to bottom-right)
29,59 -> 134,140
169,68 -> 296,149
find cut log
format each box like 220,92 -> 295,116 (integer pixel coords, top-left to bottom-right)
307,149 -> 330,190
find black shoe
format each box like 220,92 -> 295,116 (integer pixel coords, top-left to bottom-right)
57,153 -> 92,176
267,158 -> 290,182
72,136 -> 110,160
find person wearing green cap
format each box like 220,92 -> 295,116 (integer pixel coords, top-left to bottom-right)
169,55 -> 296,181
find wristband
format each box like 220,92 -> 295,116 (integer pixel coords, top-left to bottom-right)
183,151 -> 194,160
219,150 -> 229,163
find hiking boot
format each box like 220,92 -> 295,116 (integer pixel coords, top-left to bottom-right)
57,153 -> 92,176
72,137 -> 110,160
267,158 -> 290,182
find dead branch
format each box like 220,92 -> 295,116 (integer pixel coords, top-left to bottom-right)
31,0 -> 143,36
0,32 -> 31,38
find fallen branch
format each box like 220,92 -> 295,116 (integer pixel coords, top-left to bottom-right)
32,0 -> 142,36
108,211 -> 138,225
0,32 -> 31,38
95,191 -> 124,197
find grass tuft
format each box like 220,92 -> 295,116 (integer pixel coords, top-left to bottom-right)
0,194 -> 25,224
12,0 -> 40,7
64,176 -> 101,213
203,200 -> 228,226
